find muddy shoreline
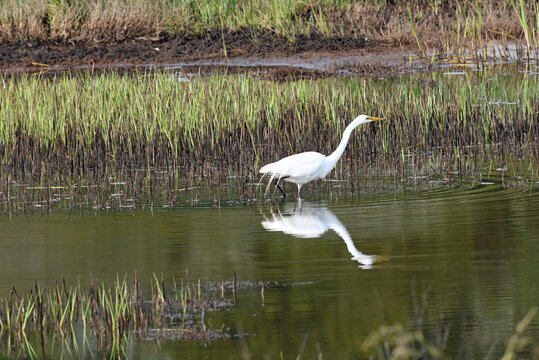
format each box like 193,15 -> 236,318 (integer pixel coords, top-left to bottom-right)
1,0 -> 536,77
1,35 -> 534,79
0,30 -> 384,75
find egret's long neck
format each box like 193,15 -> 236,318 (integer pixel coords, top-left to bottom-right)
326,121 -> 360,167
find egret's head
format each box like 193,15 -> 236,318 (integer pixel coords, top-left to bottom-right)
353,114 -> 385,125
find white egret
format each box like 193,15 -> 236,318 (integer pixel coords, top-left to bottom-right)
259,114 -> 385,197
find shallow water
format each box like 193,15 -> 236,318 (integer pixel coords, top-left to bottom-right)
1,172 -> 538,359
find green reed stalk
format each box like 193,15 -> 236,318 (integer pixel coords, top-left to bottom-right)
512,0 -> 531,57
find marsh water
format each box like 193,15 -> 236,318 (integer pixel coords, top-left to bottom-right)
1,169 -> 538,359
0,58 -> 538,358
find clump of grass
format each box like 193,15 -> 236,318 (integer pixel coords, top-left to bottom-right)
501,307 -> 538,360
0,0 -> 341,43
362,308 -> 538,360
402,1 -> 538,63
510,0 -> 539,61
361,323 -> 446,359
0,273 -> 234,358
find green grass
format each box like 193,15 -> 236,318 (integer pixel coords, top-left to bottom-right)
0,68 -> 536,170
0,67 -> 536,212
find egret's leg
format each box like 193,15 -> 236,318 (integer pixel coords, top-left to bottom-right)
272,174 -> 286,198
297,184 -> 302,199
295,197 -> 304,213
275,181 -> 287,197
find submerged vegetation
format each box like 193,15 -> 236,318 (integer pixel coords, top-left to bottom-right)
0,0 -> 537,53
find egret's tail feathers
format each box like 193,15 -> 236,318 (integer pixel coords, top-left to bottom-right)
260,162 -> 289,198
261,171 -> 286,198
259,163 -> 274,174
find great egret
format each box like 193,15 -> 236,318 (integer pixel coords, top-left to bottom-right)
259,114 -> 385,197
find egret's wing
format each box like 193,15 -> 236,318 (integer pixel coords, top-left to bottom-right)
260,152 -> 326,180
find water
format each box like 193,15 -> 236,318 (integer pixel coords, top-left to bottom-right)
1,174 -> 538,359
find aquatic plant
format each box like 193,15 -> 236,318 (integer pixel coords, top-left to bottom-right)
0,69 -> 536,170
362,308 -> 538,360
0,67 -> 536,211
0,273 -> 234,358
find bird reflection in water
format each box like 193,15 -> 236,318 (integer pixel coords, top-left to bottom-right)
261,201 -> 386,269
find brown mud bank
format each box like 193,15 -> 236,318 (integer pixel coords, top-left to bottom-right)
1,34 -> 535,79
1,0 -> 537,77
0,30 -> 385,77
0,32 -> 434,80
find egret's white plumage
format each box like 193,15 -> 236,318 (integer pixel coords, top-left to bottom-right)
259,114 -> 384,197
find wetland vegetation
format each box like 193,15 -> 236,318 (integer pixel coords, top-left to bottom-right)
0,66 -> 537,212
0,272 -> 246,358
0,64 -> 537,357
0,1 -> 538,359
0,0 -> 537,47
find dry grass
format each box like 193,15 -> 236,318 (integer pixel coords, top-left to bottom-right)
0,0 -> 169,44
0,0 -> 536,49
335,1 -> 533,48
0,0 -> 48,42
76,0 -> 168,43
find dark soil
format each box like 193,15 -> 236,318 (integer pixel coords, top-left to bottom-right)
0,30 -> 368,74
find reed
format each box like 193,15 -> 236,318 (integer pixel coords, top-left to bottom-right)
407,4 -> 426,59
510,0 -> 539,60
0,67 -> 536,210
0,68 -> 536,167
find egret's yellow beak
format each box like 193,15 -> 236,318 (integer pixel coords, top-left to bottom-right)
376,255 -> 390,263
369,116 -> 385,121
